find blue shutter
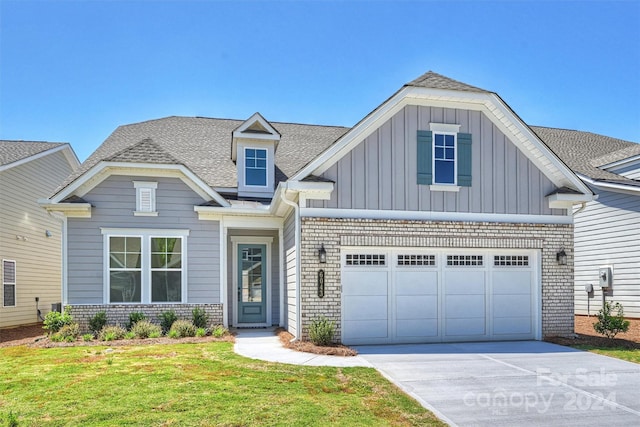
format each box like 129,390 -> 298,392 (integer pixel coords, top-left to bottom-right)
457,133 -> 472,187
417,130 -> 432,185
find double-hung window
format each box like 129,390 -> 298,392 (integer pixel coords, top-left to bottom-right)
417,124 -> 472,189
3,260 -> 16,307
433,133 -> 456,184
245,148 -> 267,186
104,229 -> 188,304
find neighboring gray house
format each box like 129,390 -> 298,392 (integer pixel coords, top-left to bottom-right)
41,72 -> 593,344
535,128 -> 640,319
0,140 -> 79,328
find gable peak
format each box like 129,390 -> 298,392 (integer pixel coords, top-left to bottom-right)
406,71 -> 490,93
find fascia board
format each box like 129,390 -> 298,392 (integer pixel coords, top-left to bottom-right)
547,192 -> 593,208
0,144 -> 79,173
578,173 -> 640,195
51,162 -> 230,207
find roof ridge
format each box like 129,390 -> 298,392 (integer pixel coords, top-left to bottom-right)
406,71 -> 490,93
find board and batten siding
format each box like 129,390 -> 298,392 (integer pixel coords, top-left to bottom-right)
309,105 -> 563,216
0,150 -> 76,327
574,188 -> 640,318
66,175 -> 220,305
283,211 -> 297,336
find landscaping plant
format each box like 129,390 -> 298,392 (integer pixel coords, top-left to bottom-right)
192,306 -> 209,329
169,319 -> 197,338
308,316 -> 336,346
43,306 -> 74,334
211,325 -> 228,338
126,312 -> 147,330
88,310 -> 107,335
98,325 -> 127,341
158,310 -> 178,334
130,320 -> 162,339
51,323 -> 80,342
594,301 -> 630,339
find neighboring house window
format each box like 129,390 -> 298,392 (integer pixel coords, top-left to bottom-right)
133,181 -> 158,216
245,148 -> 267,186
3,260 -> 16,307
104,229 -> 188,304
417,126 -> 472,188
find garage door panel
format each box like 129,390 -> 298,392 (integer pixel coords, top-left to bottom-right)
397,319 -> 438,337
343,295 -> 387,321
446,318 -> 486,336
444,272 -> 485,294
493,294 -> 532,317
395,271 -> 438,295
342,271 -> 387,296
343,320 -> 388,340
445,294 -> 485,318
493,271 -> 532,294
493,316 -> 532,335
396,295 -> 437,319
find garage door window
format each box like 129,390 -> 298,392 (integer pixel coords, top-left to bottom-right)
397,254 -> 436,266
447,255 -> 483,266
494,255 -> 529,267
345,254 -> 385,266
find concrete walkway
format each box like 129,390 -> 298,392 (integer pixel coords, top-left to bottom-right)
233,328 -> 371,367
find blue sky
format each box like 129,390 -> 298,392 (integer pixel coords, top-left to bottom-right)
1,0 -> 638,162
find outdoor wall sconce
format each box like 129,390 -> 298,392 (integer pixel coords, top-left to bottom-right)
318,244 -> 327,263
556,248 -> 567,265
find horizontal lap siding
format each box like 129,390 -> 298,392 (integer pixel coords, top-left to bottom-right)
67,175 -> 219,304
311,106 -> 561,216
574,189 -> 640,317
0,151 -> 76,327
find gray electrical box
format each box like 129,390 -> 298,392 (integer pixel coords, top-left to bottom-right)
585,283 -> 593,293
599,267 -> 612,288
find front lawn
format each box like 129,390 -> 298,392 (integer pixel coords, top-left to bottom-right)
572,345 -> 640,364
0,342 -> 443,426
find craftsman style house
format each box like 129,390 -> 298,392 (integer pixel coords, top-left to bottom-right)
41,72 -> 594,344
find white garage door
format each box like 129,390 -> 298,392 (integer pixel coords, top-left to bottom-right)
341,249 -> 539,345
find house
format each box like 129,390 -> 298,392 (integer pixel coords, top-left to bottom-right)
0,140 -> 79,328
40,72 -> 594,344
534,127 -> 640,319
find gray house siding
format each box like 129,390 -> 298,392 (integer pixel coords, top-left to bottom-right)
0,150 -> 76,327
611,163 -> 640,180
574,187 -> 640,318
309,105 -> 563,216
66,175 -> 219,304
284,211 -> 297,336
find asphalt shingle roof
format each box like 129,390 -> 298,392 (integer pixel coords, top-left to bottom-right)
406,71 -> 490,93
0,140 -> 65,167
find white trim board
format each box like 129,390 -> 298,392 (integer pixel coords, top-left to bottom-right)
0,144 -> 79,173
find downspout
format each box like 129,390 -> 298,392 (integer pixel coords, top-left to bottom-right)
279,184 -> 301,341
573,202 -> 587,216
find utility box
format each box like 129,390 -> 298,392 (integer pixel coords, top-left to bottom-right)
599,267 -> 612,289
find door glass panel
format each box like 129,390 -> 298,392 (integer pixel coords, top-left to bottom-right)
240,247 -> 263,303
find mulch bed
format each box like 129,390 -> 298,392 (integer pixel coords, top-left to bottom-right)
546,315 -> 640,349
276,328 -> 358,356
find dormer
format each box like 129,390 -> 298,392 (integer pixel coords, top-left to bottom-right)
232,112 -> 281,198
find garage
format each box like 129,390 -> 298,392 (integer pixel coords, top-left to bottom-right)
341,248 -> 540,345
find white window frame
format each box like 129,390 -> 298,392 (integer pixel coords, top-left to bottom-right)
102,228 -> 189,304
150,236 -> 184,303
2,259 -> 16,307
429,123 -> 461,191
243,147 -> 269,188
133,181 -> 158,216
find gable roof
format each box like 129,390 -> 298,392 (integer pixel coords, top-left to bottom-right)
531,126 -> 640,182
0,140 -> 66,166
54,116 -> 349,196
407,71 -> 490,93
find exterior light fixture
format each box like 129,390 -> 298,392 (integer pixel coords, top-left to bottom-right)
45,230 -> 53,238
556,248 -> 567,265
318,244 -> 327,263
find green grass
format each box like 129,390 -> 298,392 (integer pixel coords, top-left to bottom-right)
0,342 -> 444,426
572,345 -> 640,364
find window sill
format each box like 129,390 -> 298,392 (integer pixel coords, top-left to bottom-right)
133,211 -> 158,217
429,184 -> 461,192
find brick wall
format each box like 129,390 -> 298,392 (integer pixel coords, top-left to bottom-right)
299,217 -> 574,342
67,303 -> 223,333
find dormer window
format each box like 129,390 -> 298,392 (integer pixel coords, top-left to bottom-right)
133,181 -> 158,216
245,148 -> 268,187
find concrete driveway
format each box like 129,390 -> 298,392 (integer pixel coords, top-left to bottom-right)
355,341 -> 640,426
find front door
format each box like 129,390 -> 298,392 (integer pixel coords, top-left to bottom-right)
237,244 -> 267,324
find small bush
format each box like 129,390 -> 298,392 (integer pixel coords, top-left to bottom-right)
211,325 -> 228,338
51,323 -> 80,342
89,311 -> 107,335
82,333 -> 94,342
168,330 -> 179,339
158,310 -> 178,334
195,327 -> 207,337
98,325 -> 126,341
43,306 -> 74,334
169,320 -> 196,338
308,316 -> 335,346
192,307 -> 209,329
127,312 -> 147,330
130,320 -> 162,339
148,330 -> 161,339
124,331 -> 136,339
594,302 -> 630,339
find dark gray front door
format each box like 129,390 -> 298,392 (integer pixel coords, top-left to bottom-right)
237,244 -> 267,324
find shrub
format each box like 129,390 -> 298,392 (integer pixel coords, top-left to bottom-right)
51,323 -> 80,342
148,330 -> 161,339
124,331 -> 136,340
308,316 -> 335,346
43,306 -> 74,334
211,325 -> 228,338
131,320 -> 162,339
192,307 -> 209,329
168,330 -> 179,339
158,310 -> 178,334
82,333 -> 94,342
169,320 -> 196,338
98,325 -> 127,341
594,302 -> 630,338
196,327 -> 207,337
127,312 -> 147,330
89,311 -> 107,335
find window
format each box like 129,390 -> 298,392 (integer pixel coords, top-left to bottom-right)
104,229 -> 187,304
345,254 -> 386,266
397,254 -> 436,266
3,260 -> 16,307
417,126 -> 472,187
133,181 -> 157,216
434,133 -> 456,184
447,255 -> 483,266
494,255 -> 529,267
245,148 -> 267,186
